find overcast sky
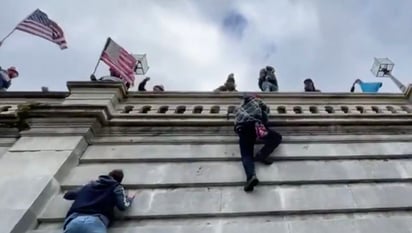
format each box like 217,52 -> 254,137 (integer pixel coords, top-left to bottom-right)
0,0 -> 411,92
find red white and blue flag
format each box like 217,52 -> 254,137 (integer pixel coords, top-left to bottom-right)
100,38 -> 136,85
15,9 -> 67,49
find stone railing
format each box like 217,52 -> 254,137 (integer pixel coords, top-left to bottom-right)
115,104 -> 412,115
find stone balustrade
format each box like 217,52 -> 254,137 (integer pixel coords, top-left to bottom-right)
116,104 -> 412,115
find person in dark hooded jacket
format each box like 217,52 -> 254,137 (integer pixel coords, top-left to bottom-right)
234,95 -> 282,192
63,169 -> 135,233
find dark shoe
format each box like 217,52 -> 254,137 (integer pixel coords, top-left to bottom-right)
260,157 -> 274,165
244,176 -> 259,192
255,152 -> 274,165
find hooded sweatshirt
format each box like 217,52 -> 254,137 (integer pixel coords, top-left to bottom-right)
63,175 -> 133,229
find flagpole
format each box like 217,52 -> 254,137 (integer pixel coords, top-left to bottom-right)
0,28 -> 17,47
90,37 -> 111,81
0,9 -> 36,47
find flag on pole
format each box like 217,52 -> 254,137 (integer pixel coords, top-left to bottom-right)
359,81 -> 382,93
100,38 -> 137,85
351,79 -> 382,93
15,9 -> 67,49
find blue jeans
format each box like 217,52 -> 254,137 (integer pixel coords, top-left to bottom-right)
262,81 -> 278,92
64,215 -> 107,233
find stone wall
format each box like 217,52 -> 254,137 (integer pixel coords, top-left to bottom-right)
1,82 -> 412,233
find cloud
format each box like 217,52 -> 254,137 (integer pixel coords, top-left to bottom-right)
0,0 -> 411,93
222,11 -> 248,39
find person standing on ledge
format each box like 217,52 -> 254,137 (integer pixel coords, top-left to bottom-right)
258,66 -> 278,92
63,169 -> 135,233
0,66 -> 19,91
234,95 -> 282,192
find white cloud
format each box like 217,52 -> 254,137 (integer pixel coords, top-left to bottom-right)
0,0 -> 411,92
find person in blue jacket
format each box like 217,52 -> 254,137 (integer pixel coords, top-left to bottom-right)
63,169 -> 135,233
0,66 -> 19,91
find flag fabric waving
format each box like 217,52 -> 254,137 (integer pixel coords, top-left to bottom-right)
15,9 -> 67,49
100,38 -> 136,85
359,81 -> 383,93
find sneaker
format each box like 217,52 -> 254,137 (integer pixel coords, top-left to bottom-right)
260,157 -> 274,165
255,152 -> 274,165
244,176 -> 259,192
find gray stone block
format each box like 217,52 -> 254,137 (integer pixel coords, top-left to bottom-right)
61,160 -> 411,188
91,134 -> 412,144
350,183 -> 412,208
30,214 -> 412,233
0,147 -> 8,158
288,217 -> 360,233
39,184 -> 412,221
0,151 -> 74,177
10,136 -> 85,151
0,209 -> 32,233
82,142 -> 412,162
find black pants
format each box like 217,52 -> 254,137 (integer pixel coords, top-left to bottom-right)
236,123 -> 282,180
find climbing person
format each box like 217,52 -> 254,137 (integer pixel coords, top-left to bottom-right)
304,78 -> 321,92
258,66 -> 278,92
350,79 -> 382,93
0,66 -> 19,91
234,94 -> 282,192
63,169 -> 135,233
138,77 -> 165,92
214,73 -> 237,92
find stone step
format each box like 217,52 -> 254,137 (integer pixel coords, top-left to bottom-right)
29,213 -> 412,233
91,134 -> 412,144
62,160 -> 412,189
81,142 -> 412,163
39,183 -> 412,222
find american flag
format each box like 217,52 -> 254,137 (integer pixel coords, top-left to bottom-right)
100,38 -> 136,85
15,9 -> 67,49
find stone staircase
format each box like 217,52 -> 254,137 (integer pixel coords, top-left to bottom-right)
31,135 -> 412,233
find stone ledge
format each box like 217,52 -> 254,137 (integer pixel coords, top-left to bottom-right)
39,183 -> 412,221
60,159 -> 412,189
90,134 -> 412,144
80,142 -> 412,163
30,213 -> 412,233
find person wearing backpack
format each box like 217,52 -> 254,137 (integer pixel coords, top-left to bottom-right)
234,95 -> 282,192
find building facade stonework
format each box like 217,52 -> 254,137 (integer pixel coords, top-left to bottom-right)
1,82 -> 412,233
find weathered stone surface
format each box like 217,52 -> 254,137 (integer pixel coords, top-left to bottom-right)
91,134 -> 412,144
0,151 -> 74,176
31,213 -> 412,233
82,142 -> 412,162
0,147 -> 8,157
61,160 -> 411,188
0,209 -> 33,233
9,136 -> 85,151
39,183 -> 412,221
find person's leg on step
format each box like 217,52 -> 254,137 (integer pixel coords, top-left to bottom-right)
256,128 -> 282,163
237,123 -> 259,192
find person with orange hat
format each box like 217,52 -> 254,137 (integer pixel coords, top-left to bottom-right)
0,66 -> 19,91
